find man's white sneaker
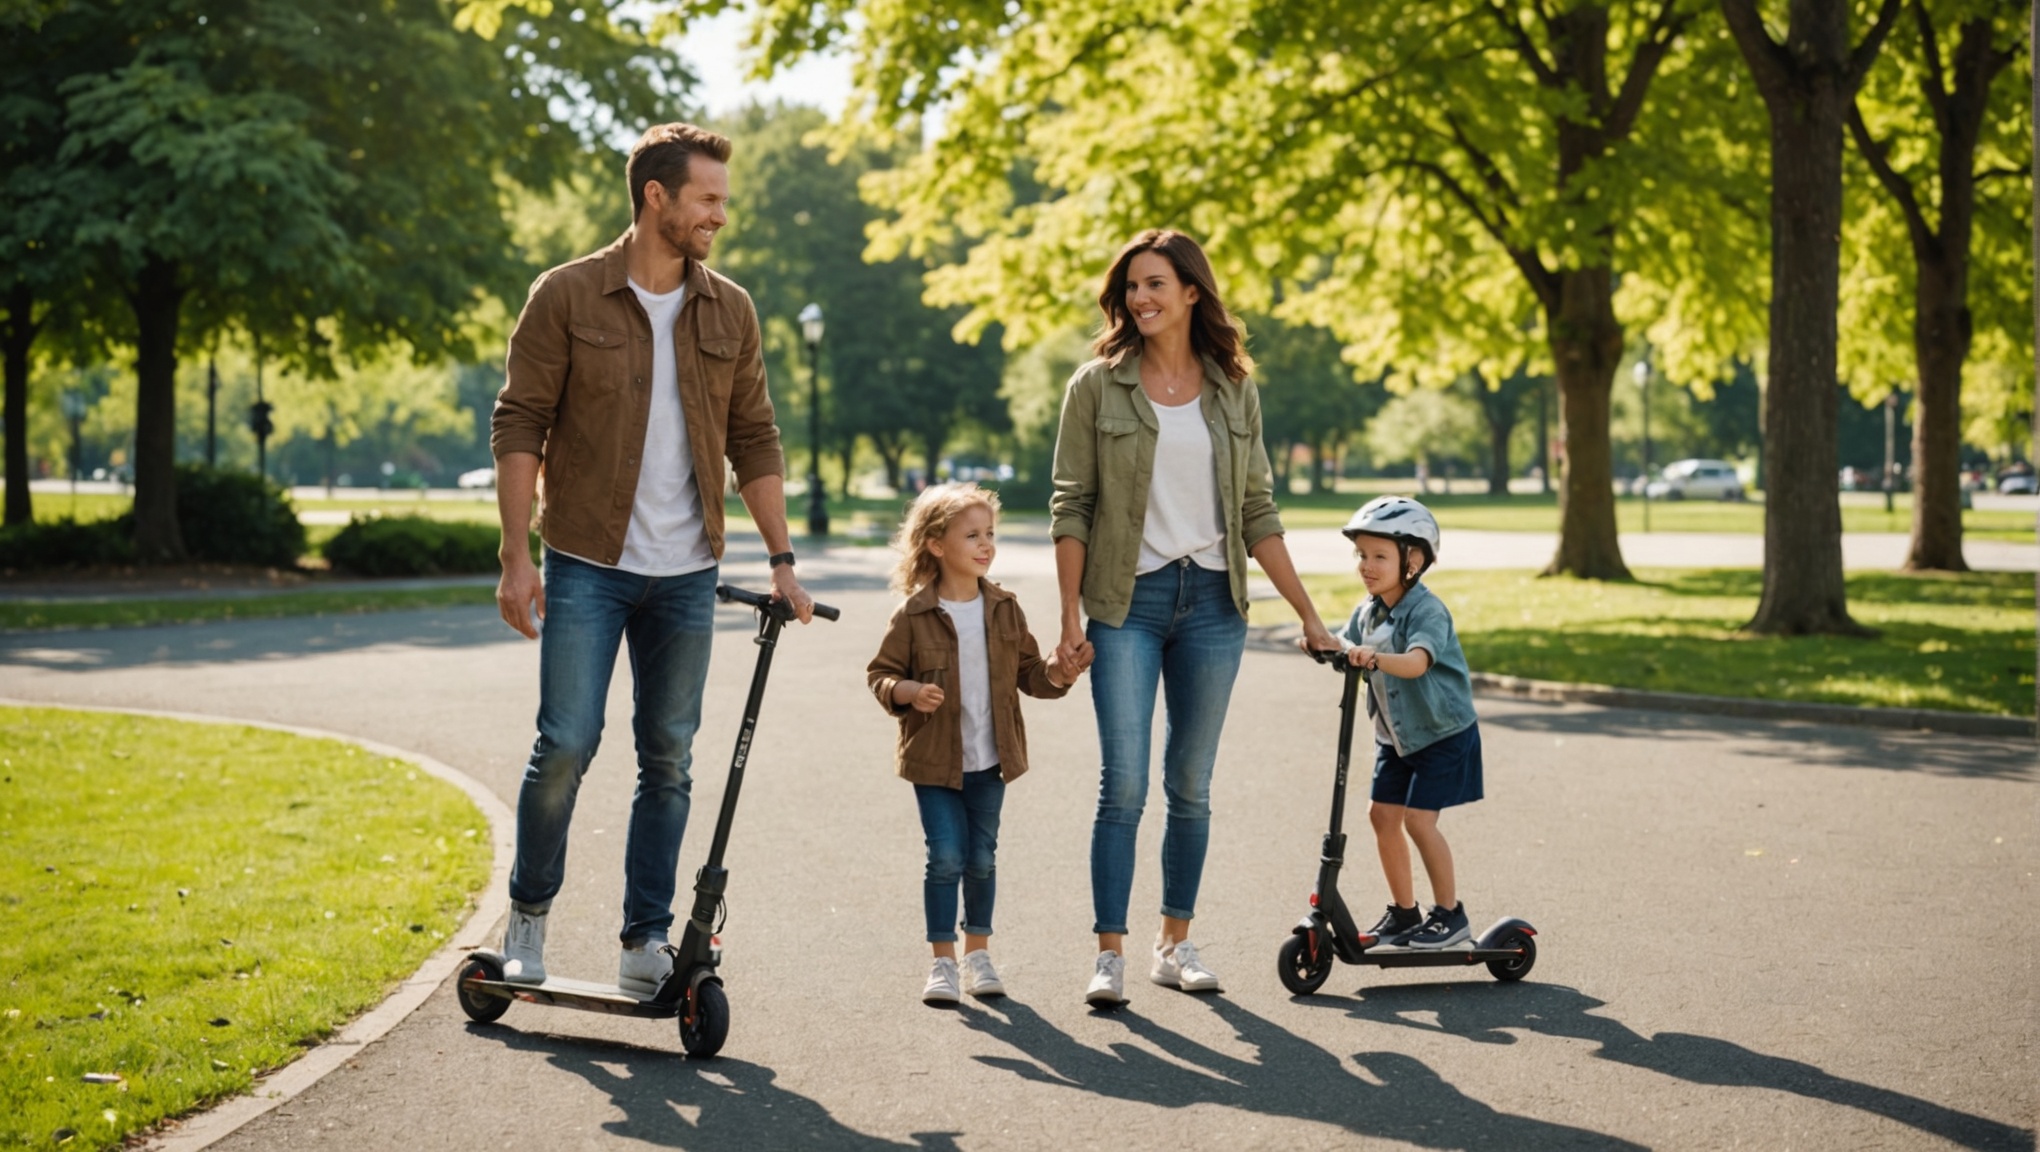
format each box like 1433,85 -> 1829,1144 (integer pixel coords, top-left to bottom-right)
1152,939 -> 1221,992
1084,950 -> 1126,1006
618,941 -> 673,996
962,950 -> 1005,999
501,908 -> 548,985
923,956 -> 961,1005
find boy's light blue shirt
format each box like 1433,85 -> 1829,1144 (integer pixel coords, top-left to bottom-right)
1337,580 -> 1478,756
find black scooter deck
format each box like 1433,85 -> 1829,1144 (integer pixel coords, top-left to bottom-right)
1353,944 -> 1527,969
461,973 -> 677,1019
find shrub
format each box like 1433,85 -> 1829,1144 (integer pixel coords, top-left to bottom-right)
163,464 -> 306,566
0,518 -> 132,570
324,515 -> 502,577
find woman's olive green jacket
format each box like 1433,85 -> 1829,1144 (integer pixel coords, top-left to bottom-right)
1048,352 -> 1285,628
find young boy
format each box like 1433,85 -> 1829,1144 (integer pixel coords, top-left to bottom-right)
1335,496 -> 1483,948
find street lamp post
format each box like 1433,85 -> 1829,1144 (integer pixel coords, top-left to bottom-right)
60,389 -> 86,497
799,304 -> 828,537
1633,359 -> 1651,533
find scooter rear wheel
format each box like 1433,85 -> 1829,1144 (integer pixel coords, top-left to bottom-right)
1277,933 -> 1334,996
679,980 -> 729,1058
456,954 -> 511,1023
1485,929 -> 1536,982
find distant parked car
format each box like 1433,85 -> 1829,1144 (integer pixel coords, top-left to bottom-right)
457,466 -> 497,490
1838,466 -> 1875,492
1646,458 -> 1744,501
2000,472 -> 2038,496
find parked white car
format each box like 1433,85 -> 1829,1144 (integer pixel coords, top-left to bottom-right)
1645,458 -> 1744,501
456,467 -> 497,490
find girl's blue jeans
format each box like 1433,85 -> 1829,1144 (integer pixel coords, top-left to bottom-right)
1085,560 -> 1247,936
507,549 -> 716,947
913,772 -> 1005,943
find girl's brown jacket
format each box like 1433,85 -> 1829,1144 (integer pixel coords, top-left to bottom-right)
865,578 -> 1070,788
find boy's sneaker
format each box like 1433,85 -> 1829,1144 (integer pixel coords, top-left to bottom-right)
618,940 -> 673,996
1403,903 -> 1472,949
501,908 -> 548,984
961,950 -> 1005,999
1151,938 -> 1222,992
1364,904 -> 1424,947
923,956 -> 961,1005
1084,950 -> 1126,1006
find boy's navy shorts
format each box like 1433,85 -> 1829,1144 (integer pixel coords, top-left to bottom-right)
1372,723 -> 1484,811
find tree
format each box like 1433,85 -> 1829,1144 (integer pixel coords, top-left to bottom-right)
1464,368 -> 1541,495
707,0 -> 1771,580
1365,386 -> 1489,483
17,0 -> 679,559
1842,0 -> 2029,572
1250,316 -> 1380,494
1720,0 -> 1903,633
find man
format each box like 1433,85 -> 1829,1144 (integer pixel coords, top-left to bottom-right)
490,122 -> 815,993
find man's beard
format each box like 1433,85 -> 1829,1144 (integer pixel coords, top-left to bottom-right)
659,209 -> 712,262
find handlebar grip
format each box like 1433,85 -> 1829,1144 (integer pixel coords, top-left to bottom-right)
1308,646 -> 1352,674
715,583 -> 839,622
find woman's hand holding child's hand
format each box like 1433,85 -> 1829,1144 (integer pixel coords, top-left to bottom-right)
1046,651 -> 1087,688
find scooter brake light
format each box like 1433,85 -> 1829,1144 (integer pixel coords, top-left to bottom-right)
1356,933 -> 1378,947
1308,892 -> 1319,907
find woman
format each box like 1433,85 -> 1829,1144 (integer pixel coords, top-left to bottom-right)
1050,229 -> 1338,1005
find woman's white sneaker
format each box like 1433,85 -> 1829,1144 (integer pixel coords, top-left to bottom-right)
1084,950 -> 1126,1006
923,956 -> 961,1004
1152,939 -> 1221,992
962,950 -> 1005,999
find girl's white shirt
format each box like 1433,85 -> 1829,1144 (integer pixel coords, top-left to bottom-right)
938,592 -> 999,773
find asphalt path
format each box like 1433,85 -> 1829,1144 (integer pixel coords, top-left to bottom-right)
3,539 -> 2034,1151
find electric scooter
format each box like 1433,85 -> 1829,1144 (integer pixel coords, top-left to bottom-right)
1276,647 -> 1538,996
456,583 -> 839,1057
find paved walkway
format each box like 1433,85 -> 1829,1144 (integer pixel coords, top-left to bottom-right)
1,545 -> 2033,1150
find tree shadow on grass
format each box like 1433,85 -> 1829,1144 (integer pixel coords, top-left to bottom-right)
955,995 -> 1644,1150
1319,981 -> 2033,1152
1638,568 -> 2034,609
1481,701 -> 2037,781
470,1024 -> 961,1151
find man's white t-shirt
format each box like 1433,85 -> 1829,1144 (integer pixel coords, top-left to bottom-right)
610,278 -> 715,576
938,593 -> 999,774
1136,395 -> 1228,574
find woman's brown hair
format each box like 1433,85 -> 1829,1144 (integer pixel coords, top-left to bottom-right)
1091,230 -> 1253,384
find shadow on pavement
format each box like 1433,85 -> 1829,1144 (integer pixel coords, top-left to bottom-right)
468,1025 -> 962,1151
1483,703 -> 2037,781
1320,981 -> 2033,1152
956,995 -> 1645,1149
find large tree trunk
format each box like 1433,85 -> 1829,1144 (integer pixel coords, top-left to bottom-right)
1906,250 -> 1970,570
3,281 -> 36,527
1725,0 -> 1885,636
1543,268 -> 1630,579
128,256 -> 187,563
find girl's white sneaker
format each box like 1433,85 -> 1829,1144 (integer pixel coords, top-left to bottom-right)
1084,950 -> 1126,1005
923,956 -> 961,1004
962,950 -> 1005,998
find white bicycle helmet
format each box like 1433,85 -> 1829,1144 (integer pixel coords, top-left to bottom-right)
1341,496 -> 1441,584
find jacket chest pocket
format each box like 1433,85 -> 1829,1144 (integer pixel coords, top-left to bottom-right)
1096,416 -> 1140,471
913,645 -> 952,693
569,324 -> 631,394
697,335 -> 738,398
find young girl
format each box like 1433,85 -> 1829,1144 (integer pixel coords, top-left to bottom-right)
867,483 -> 1081,1003
1328,495 -> 1483,949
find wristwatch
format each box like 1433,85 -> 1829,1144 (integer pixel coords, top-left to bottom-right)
769,551 -> 796,570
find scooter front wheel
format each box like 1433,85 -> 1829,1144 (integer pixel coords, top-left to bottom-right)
679,980 -> 729,1058
456,954 -> 511,1024
1485,929 -> 1536,982
1277,933 -> 1334,996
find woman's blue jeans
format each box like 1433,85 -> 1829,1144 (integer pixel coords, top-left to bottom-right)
508,549 -> 716,947
1086,560 -> 1247,935
913,771 -> 1005,943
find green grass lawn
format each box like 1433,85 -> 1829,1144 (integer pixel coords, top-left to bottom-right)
1266,487 -> 2036,541
0,585 -> 497,632
0,707 -> 493,1151
1254,568 -> 2036,717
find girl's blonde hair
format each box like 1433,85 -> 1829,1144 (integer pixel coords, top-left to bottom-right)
890,482 -> 1002,594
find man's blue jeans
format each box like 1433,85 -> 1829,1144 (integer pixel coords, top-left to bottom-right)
913,771 -> 1005,943
1086,560 -> 1246,936
508,549 -> 716,947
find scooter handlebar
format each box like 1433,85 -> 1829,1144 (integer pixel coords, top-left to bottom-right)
716,583 -> 840,622
1307,645 -> 1352,674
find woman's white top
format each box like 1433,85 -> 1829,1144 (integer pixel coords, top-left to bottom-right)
1135,395 -> 1228,575
938,593 -> 999,773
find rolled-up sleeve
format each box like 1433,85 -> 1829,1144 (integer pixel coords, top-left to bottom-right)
1012,601 -> 1071,700
1049,372 -> 1099,544
723,290 -> 785,487
1403,599 -> 1454,665
1238,380 -> 1285,550
867,607 -> 914,715
492,271 -> 570,460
